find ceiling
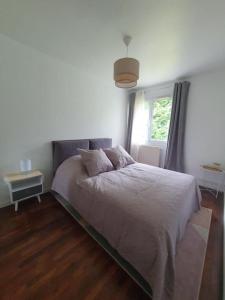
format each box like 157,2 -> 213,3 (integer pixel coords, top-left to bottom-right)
0,0 -> 225,87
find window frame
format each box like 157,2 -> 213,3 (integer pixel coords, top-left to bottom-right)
144,84 -> 173,144
149,96 -> 172,142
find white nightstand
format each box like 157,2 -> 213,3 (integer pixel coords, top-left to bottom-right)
4,170 -> 44,211
201,165 -> 225,198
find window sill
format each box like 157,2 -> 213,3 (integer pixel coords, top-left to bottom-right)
150,140 -> 167,143
148,140 -> 168,144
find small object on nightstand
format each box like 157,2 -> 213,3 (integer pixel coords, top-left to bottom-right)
4,170 -> 44,212
20,159 -> 32,172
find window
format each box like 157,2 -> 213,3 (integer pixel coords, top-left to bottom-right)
149,97 -> 172,141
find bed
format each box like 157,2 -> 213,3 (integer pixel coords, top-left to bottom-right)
51,138 -> 201,300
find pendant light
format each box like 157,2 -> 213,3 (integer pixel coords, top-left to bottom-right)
114,35 -> 140,88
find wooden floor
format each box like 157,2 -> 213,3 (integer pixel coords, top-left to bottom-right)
199,191 -> 223,300
0,191 -> 223,300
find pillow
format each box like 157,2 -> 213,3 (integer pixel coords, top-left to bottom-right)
51,155 -> 89,200
104,145 -> 135,169
79,148 -> 114,177
69,155 -> 89,181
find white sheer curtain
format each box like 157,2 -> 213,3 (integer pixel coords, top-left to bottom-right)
130,91 -> 149,160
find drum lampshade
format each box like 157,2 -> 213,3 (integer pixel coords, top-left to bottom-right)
114,57 -> 139,88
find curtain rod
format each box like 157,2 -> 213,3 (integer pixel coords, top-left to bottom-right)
128,80 -> 174,95
128,77 -> 188,94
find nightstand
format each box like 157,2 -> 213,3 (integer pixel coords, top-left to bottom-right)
4,170 -> 44,211
201,165 -> 225,198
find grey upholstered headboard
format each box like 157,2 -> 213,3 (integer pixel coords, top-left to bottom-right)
52,138 -> 112,175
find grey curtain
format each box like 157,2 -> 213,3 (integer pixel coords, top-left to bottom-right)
126,93 -> 135,153
164,81 -> 190,172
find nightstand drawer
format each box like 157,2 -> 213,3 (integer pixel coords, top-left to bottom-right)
12,185 -> 42,201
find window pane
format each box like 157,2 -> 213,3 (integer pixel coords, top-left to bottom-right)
151,97 -> 172,141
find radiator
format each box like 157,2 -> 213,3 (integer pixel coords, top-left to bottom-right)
137,145 -> 161,167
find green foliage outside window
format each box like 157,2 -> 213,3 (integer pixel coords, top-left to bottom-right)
151,97 -> 172,141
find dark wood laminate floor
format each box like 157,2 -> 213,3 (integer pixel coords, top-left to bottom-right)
199,191 -> 223,300
0,192 -> 223,300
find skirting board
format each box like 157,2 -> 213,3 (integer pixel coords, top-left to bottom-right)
0,199 -> 11,208
52,191 -> 153,298
0,200 -> 11,208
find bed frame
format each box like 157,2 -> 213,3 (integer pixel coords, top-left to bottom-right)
51,138 -> 153,298
52,138 -> 112,174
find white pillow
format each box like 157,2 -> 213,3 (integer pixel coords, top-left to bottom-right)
79,148 -> 114,177
104,145 -> 135,169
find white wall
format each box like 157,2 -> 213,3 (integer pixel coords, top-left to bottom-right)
185,68 -> 225,189
0,33 -> 127,207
